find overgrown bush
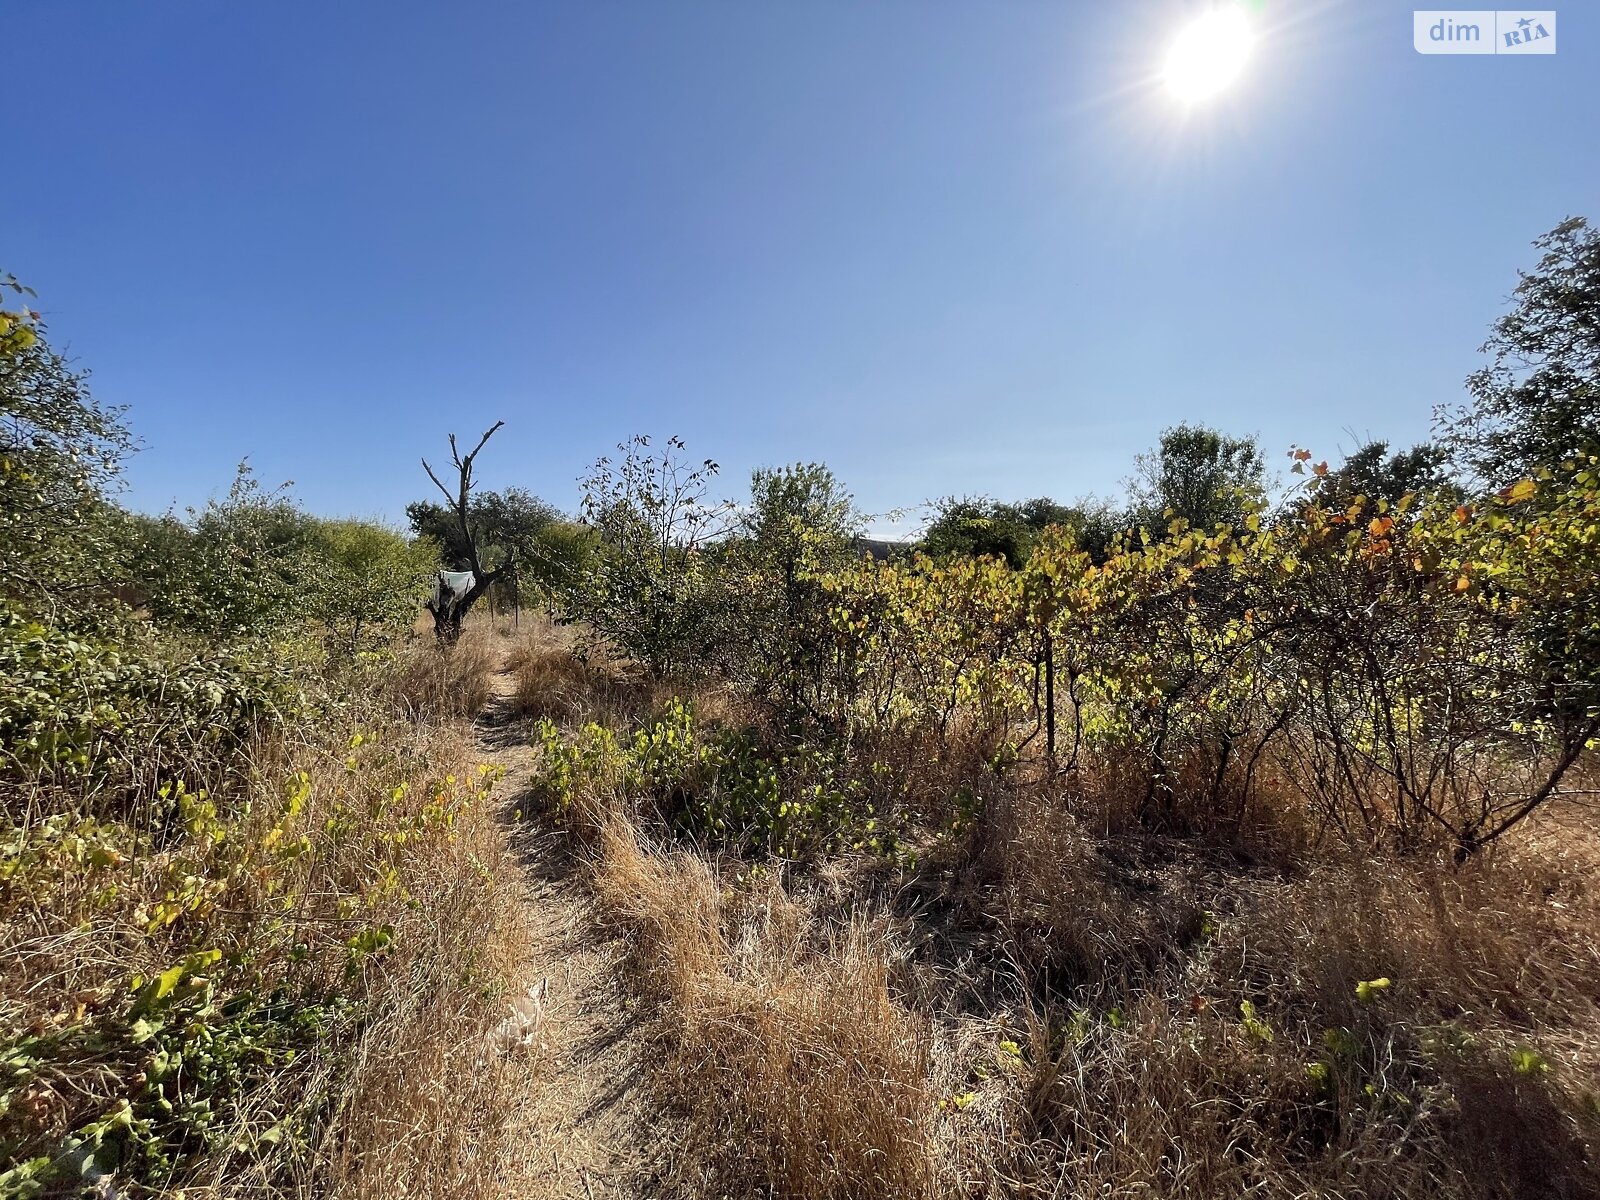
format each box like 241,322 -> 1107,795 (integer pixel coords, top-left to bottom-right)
0,600 -> 304,811
804,457 -> 1600,858
530,700 -> 913,860
569,436 -> 736,680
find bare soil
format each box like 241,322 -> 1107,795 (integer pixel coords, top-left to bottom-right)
473,661 -> 676,1198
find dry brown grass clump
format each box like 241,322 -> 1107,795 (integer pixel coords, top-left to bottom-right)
590,816 -> 941,1200
390,625 -> 497,720
504,635 -> 644,726
930,788 -> 1600,1200
961,788 -> 1208,997
315,731 -> 547,1198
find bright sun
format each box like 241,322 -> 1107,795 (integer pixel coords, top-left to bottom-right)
1163,6 -> 1255,104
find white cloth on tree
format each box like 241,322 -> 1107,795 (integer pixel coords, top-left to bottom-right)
432,570 -> 476,610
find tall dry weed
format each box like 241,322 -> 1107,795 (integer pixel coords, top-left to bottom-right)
934,789 -> 1600,1199
504,636 -> 644,727
591,817 -> 940,1199
0,693 -> 541,1197
390,626 -> 497,720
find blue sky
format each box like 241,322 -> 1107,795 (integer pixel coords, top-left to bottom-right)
5,1 -> 1596,531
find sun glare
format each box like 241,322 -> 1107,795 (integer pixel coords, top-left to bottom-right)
1163,6 -> 1255,104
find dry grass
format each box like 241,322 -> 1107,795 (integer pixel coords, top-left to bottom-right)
925,785 -> 1600,1199
390,624 -> 498,720
316,733 -> 546,1198
509,630 -> 1600,1199
589,815 -> 941,1199
504,634 -> 644,727
0,694 -> 544,1197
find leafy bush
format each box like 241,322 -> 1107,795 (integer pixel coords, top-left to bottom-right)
0,275 -> 133,613
570,436 -> 735,679
806,457 -> 1600,856
135,468 -> 320,644
304,518 -> 437,655
0,600 -> 303,805
530,700 -> 903,860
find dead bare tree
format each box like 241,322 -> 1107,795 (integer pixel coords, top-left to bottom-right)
422,421 -> 509,642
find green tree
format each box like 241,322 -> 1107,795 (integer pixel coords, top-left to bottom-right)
405,498 -> 473,566
1448,216 -> 1600,487
306,519 -> 438,654
137,465 -> 318,642
1060,498 -> 1125,564
519,519 -> 598,609
407,487 -> 561,569
0,273 -> 134,615
721,463 -> 861,721
921,497 -> 1036,567
1309,440 -> 1455,515
921,495 -> 1123,566
572,435 -> 734,678
1128,423 -> 1267,533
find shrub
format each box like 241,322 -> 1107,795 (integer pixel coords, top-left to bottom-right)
0,709 -> 529,1198
530,700 -> 904,860
0,600 -> 304,810
569,436 -> 735,680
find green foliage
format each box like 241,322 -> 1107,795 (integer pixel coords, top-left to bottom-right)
1450,216 -> 1600,487
0,948 -> 355,1195
136,465 -> 319,643
304,518 -> 437,654
126,478 -> 430,656
1239,1000 -> 1273,1043
810,452 -> 1600,855
0,599 -> 302,800
1,714 -> 503,1196
1310,440 -> 1454,516
0,276 -> 134,614
407,486 -> 591,609
920,497 -> 1038,568
531,700 -> 899,859
716,464 -> 864,725
1355,977 -> 1392,1003
1128,423 -> 1267,533
571,436 -> 735,678
919,495 -> 1114,567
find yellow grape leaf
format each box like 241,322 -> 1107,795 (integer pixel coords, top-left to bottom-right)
1355,977 -> 1392,1002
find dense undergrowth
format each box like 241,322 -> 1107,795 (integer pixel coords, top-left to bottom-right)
510,446 -> 1600,1198
521,628 -> 1600,1200
1,615 -> 537,1198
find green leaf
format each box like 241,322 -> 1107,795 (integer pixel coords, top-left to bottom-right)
1355,977 -> 1392,1003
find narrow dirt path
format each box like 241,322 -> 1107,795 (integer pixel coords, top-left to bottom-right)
473,658 -> 671,1198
